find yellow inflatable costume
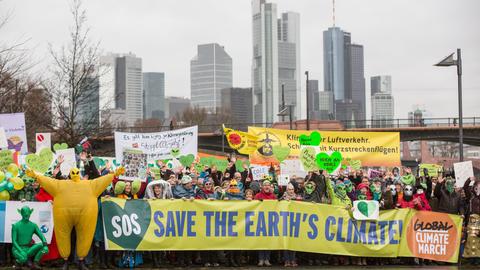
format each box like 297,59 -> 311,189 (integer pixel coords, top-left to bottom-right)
26,167 -> 124,266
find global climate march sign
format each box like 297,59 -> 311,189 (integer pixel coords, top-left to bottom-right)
101,198 -> 462,262
114,126 -> 198,163
248,127 -> 400,167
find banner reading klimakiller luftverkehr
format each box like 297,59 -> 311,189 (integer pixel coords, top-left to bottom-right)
101,198 -> 462,262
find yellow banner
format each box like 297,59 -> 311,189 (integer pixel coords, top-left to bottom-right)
248,127 -> 400,167
101,198 -> 462,262
223,125 -> 259,155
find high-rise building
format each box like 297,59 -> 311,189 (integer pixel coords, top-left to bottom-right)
143,72 -> 165,120
306,79 -> 319,118
350,44 -> 366,121
252,0 -> 279,124
371,76 -> 394,127
99,54 -> 117,120
323,27 -> 365,126
318,91 -> 334,120
252,0 -> 301,123
115,53 -> 143,125
277,12 -> 301,119
77,76 -> 100,130
165,97 -> 191,119
190,43 -> 232,112
371,75 -> 392,95
221,87 -> 253,129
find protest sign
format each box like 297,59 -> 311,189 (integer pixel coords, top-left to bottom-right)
353,200 -> 379,220
0,201 -> 54,244
248,127 -> 400,167
0,113 -> 28,154
280,159 -> 307,178
368,169 -> 382,179
251,165 -> 269,181
102,198 -> 462,263
278,175 -> 290,186
453,161 -> 474,187
35,133 -> 51,152
419,163 -> 443,177
121,149 -> 148,181
55,148 -> 76,176
114,126 -> 198,163
299,146 -> 318,172
0,127 -> 7,149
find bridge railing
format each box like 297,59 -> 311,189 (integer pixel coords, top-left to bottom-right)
91,117 -> 478,136
339,117 -> 479,129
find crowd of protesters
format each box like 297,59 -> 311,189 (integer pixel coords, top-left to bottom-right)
1,149 -> 479,269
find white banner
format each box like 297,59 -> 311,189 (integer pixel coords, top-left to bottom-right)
114,126 -> 198,163
0,201 -> 54,244
0,113 -> 28,154
35,133 -> 51,152
0,127 -> 7,148
453,161 -> 474,187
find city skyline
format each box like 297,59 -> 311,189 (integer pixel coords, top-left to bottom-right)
2,0 -> 480,120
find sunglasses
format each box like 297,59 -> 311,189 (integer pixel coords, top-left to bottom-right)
205,182 -> 212,186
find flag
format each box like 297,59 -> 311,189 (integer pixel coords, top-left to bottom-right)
223,125 -> 259,155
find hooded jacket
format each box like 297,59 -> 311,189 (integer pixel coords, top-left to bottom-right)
464,178 -> 480,215
144,180 -> 173,199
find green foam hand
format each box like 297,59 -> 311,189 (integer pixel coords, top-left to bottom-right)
299,131 -> 321,146
26,148 -> 54,174
316,151 -> 342,174
272,145 -> 290,163
300,147 -> 318,171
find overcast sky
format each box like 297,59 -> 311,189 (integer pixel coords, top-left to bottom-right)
2,0 -> 479,119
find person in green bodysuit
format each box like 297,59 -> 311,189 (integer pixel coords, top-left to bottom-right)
326,178 -> 352,207
11,206 -> 49,270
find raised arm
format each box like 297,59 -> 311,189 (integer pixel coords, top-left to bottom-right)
325,177 -> 335,201
92,167 -> 125,197
26,168 -> 59,197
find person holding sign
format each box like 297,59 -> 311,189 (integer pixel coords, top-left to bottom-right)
434,176 -> 464,216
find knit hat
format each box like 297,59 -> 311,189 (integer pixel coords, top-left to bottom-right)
357,183 -> 369,191
181,175 -> 192,184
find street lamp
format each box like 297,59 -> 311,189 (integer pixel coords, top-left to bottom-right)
305,71 -> 310,130
434,48 -> 463,161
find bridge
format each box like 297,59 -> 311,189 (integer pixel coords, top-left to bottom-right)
91,117 -> 480,156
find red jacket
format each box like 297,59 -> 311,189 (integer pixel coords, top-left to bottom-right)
399,193 -> 431,211
254,191 -> 277,200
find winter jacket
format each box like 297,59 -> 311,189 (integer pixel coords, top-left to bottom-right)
172,185 -> 196,199
434,182 -> 464,215
464,179 -> 480,215
254,191 -> 277,200
196,188 -> 216,200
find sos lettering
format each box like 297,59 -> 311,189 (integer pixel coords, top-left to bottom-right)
111,214 -> 142,238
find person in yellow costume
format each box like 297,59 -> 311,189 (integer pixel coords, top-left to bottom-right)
26,166 -> 125,270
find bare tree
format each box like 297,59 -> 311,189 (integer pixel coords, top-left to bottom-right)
47,0 -> 102,146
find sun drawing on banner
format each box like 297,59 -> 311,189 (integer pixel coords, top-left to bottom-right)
256,131 -> 281,157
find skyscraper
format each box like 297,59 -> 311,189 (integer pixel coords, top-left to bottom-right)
252,0 -> 279,124
323,27 -> 365,126
278,12 -> 301,119
77,76 -> 99,130
165,97 -> 191,119
190,43 -> 232,112
221,87 -> 253,130
371,75 -> 394,127
115,53 -> 143,125
252,0 -> 301,123
143,72 -> 165,120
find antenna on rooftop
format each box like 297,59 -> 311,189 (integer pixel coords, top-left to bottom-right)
332,0 -> 336,27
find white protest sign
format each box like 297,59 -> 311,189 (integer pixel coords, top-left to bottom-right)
0,113 -> 28,153
35,133 -> 51,152
114,126 -> 198,163
280,159 -> 307,178
251,165 -> 269,181
453,161 -> 474,187
0,127 -> 7,149
55,148 -> 76,176
1,201 -> 54,244
278,174 -> 290,186
353,200 -> 379,221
